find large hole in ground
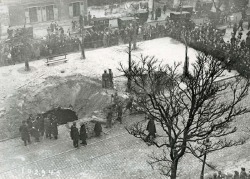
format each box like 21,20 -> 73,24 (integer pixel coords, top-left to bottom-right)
39,107 -> 78,125
1,75 -> 113,139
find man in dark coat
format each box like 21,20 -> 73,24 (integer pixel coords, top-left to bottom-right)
240,168 -> 247,179
102,70 -> 109,88
108,69 -> 114,89
145,116 -> 156,142
79,122 -> 87,145
246,33 -> 250,49
27,115 -> 33,130
44,116 -> 52,139
238,18 -> 244,31
70,122 -> 79,148
233,23 -> 238,36
106,106 -> 113,128
51,117 -> 58,139
163,4 -> 167,14
248,17 -> 250,30
125,96 -> 134,115
31,118 -> 40,142
38,115 -> 44,137
116,102 -> 123,124
94,122 -> 102,137
19,121 -> 31,146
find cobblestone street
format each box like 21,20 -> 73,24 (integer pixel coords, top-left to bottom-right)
0,115 -> 164,179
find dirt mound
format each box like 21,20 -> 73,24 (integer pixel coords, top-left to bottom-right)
0,74 -> 111,140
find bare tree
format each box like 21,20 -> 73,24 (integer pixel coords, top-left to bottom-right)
79,15 -> 86,60
119,53 -> 250,179
124,23 -> 138,92
4,26 -> 34,71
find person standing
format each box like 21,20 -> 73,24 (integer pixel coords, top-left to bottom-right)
51,117 -> 58,140
31,118 -> 40,142
102,70 -> 109,88
238,18 -> 244,31
19,121 -> 31,146
79,122 -> 87,145
124,96 -> 133,114
233,23 -> 238,36
246,33 -> 250,49
116,102 -> 123,124
108,69 -> 114,89
248,17 -> 250,30
234,171 -> 240,179
145,116 -> 156,142
240,168 -> 247,179
44,116 -> 52,139
70,122 -> 79,148
38,115 -> 44,137
106,106 -> 113,128
163,4 -> 167,14
94,122 -> 102,137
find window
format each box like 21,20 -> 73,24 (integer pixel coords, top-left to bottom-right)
46,5 -> 54,21
29,7 -> 38,23
73,2 -> 80,17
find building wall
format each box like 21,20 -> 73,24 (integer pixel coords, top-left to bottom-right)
5,0 -> 88,26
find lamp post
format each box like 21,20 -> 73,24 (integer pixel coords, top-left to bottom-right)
127,24 -> 134,93
200,138 -> 212,179
151,0 -> 155,20
79,15 -> 86,60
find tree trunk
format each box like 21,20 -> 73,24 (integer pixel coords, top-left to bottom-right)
151,0 -> 155,20
81,29 -> 86,60
24,54 -> 30,71
25,60 -> 30,71
170,160 -> 178,179
81,42 -> 86,59
200,153 -> 207,179
127,40 -> 132,92
133,38 -> 137,50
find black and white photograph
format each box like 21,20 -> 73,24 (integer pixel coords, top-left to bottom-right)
0,0 -> 250,178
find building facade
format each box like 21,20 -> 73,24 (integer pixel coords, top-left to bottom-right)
1,0 -> 88,26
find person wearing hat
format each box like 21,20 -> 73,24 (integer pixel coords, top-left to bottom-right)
79,122 -> 87,145
102,70 -> 109,88
106,105 -> 113,128
238,18 -> 244,31
248,16 -> 250,30
44,116 -> 52,139
233,23 -> 238,36
240,167 -> 247,179
19,121 -> 31,146
116,102 -> 123,124
231,33 -> 236,46
108,69 -> 114,89
246,33 -> 250,49
145,115 -> 156,142
70,122 -> 79,148
51,116 -> 58,140
238,32 -> 243,40
234,171 -> 240,179
94,121 -> 102,137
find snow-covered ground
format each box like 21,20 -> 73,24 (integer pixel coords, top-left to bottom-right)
0,37 -> 248,178
0,37 -> 236,105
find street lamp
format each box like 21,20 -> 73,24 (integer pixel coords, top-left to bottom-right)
151,0 -> 155,20
200,138 -> 212,179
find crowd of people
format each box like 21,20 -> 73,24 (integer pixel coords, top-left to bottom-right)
41,17 -> 250,79
19,114 -> 58,146
207,167 -> 250,179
